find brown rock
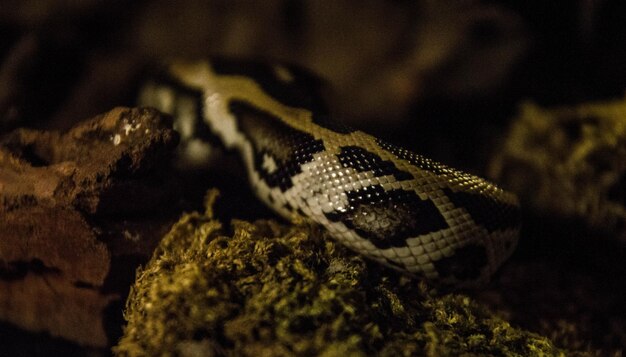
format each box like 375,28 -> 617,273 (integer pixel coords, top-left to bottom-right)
0,107 -> 179,347
0,273 -> 118,347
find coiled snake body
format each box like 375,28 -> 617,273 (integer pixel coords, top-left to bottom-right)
139,59 -> 520,288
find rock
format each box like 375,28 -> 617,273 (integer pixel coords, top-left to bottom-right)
114,190 -> 569,356
0,107 -> 178,347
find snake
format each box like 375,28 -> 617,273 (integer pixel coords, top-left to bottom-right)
138,58 -> 520,288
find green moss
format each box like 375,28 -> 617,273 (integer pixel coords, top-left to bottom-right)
114,189 -> 569,356
490,97 -> 626,241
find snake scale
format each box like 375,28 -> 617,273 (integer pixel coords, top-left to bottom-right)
138,58 -> 520,288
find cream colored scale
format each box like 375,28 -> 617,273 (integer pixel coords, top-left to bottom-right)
143,59 -> 520,288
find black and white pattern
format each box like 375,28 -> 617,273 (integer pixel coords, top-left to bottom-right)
139,59 -> 521,288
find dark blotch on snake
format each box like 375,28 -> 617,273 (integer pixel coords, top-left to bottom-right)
212,58 -> 328,113
325,185 -> 449,249
443,188 -> 520,232
211,58 -> 358,134
229,100 -> 325,192
337,146 -> 414,181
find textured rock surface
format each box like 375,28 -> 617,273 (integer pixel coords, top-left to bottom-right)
0,107 -> 178,346
114,191 -> 569,356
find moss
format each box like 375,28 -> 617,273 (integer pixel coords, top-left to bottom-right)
483,98 -> 626,356
114,189 -> 569,356
490,97 -> 626,242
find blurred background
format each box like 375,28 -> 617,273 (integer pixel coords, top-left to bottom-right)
2,0 -> 625,168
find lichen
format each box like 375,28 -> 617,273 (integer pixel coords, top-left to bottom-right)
114,189 -> 569,356
490,97 -> 626,242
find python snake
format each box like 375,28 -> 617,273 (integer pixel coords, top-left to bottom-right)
138,58 -> 520,288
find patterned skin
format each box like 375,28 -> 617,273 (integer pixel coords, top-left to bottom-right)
139,59 -> 520,288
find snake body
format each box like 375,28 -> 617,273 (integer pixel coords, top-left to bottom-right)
139,59 -> 520,288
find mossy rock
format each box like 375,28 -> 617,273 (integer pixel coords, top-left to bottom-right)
490,97 -> 626,242
114,190 -> 569,356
